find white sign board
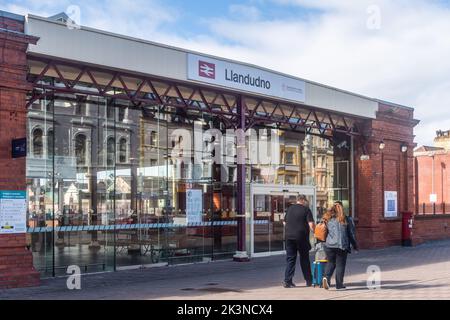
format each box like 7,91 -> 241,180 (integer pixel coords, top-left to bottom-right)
384,191 -> 398,218
430,194 -> 438,203
187,54 -> 306,103
186,189 -> 203,224
0,191 -> 27,234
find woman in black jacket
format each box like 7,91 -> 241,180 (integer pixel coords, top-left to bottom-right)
322,202 -> 358,291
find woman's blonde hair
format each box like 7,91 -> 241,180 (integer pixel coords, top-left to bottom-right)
331,202 -> 347,225
322,209 -> 333,223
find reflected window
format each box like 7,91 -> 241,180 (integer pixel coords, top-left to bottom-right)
32,128 -> 43,158
107,137 -> 115,166
75,104 -> 86,116
150,131 -> 158,147
118,108 -> 126,122
47,129 -> 54,158
285,152 -> 294,165
119,138 -> 127,163
228,167 -> 236,183
75,134 -> 87,166
180,162 -> 187,179
286,175 -> 296,185
107,106 -> 115,119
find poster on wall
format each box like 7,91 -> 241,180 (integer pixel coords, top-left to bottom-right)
0,191 -> 27,234
430,194 -> 438,203
186,189 -> 203,224
384,191 -> 398,218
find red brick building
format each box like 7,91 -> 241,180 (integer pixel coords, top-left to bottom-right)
412,131 -> 450,246
0,10 -> 446,289
414,130 -> 450,214
0,11 -> 40,288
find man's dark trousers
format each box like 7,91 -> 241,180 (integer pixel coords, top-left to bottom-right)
284,239 -> 312,284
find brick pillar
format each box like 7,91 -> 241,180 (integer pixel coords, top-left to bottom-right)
0,11 -> 40,289
355,103 -> 419,249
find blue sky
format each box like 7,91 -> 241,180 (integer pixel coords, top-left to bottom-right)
1,0 -> 450,145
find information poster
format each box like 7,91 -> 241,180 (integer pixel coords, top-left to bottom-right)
384,191 -> 398,218
186,189 -> 203,224
430,194 -> 438,203
0,191 -> 27,234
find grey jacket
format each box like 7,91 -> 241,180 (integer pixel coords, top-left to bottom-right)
325,217 -> 358,252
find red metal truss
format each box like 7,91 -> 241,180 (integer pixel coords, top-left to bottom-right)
26,56 -> 365,136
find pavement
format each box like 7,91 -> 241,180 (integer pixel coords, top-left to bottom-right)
2,239 -> 450,300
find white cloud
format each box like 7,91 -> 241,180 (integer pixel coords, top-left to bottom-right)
160,0 -> 450,146
80,0 -> 179,39
0,0 -> 178,37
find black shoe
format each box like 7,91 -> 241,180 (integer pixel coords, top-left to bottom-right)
336,286 -> 347,291
306,281 -> 313,287
283,281 -> 296,288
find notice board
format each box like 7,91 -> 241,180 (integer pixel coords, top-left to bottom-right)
384,191 -> 398,218
0,191 -> 27,234
186,189 -> 203,224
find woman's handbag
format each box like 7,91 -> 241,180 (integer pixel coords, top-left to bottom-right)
314,221 -> 328,242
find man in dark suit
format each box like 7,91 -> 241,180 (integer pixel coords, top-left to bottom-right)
283,195 -> 315,288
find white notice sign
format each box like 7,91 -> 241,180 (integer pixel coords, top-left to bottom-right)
0,191 -> 27,234
186,189 -> 203,224
430,194 -> 437,203
384,191 -> 398,218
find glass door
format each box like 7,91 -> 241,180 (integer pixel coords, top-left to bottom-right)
250,184 -> 316,257
253,194 -> 271,254
270,193 -> 290,253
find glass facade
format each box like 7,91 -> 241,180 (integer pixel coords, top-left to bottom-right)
26,79 -> 353,276
249,128 -> 352,215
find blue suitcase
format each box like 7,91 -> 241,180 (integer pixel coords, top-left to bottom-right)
311,260 -> 327,287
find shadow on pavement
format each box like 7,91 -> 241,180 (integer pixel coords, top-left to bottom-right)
2,239 -> 450,299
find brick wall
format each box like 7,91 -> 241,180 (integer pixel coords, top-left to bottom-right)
0,14 -> 25,32
415,153 -> 450,213
354,103 -> 418,249
412,215 -> 450,245
0,13 -> 40,289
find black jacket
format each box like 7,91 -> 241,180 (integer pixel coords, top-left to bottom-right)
325,216 -> 358,253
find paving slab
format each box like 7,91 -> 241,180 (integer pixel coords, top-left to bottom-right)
2,239 -> 450,300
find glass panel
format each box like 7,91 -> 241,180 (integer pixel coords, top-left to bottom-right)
51,96 -> 113,276
166,108 -> 213,265
252,193 -> 289,254
249,126 -> 352,219
27,90 -> 54,276
253,194 -> 271,253
27,80 -> 241,274
270,195 -> 285,252
114,100 -> 157,268
27,92 -> 116,276
130,105 -> 167,267
26,78 -> 354,272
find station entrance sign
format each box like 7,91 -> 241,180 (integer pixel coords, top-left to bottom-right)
187,53 -> 306,103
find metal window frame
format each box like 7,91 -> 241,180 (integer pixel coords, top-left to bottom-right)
27,56 -> 367,137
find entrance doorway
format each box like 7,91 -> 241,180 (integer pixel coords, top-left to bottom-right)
250,184 -> 316,257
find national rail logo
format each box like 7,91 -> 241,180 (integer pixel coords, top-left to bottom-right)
198,60 -> 215,79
